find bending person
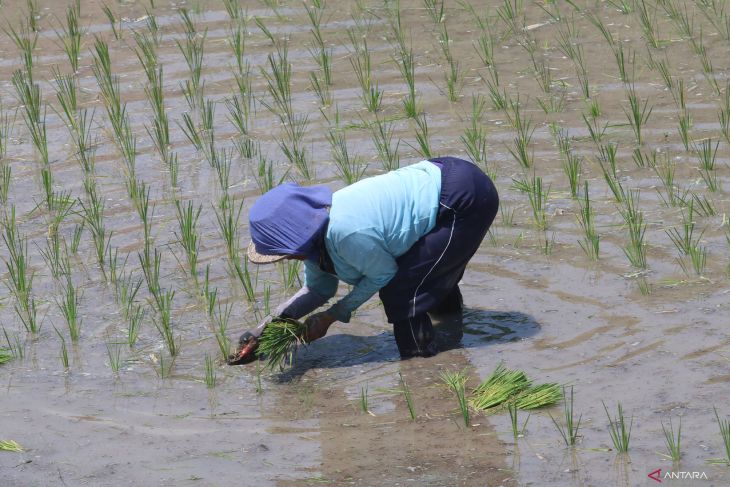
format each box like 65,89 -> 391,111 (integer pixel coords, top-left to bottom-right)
230,157 -> 499,363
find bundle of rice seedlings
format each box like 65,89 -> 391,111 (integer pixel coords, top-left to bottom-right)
256,318 -> 307,371
470,363 -> 530,411
0,440 -> 23,452
514,383 -> 563,410
0,348 -> 12,365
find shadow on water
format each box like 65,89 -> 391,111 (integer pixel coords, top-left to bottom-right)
273,308 -> 541,381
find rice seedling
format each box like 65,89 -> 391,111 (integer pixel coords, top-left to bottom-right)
497,0 -> 524,36
440,369 -> 470,427
127,304 -> 144,347
424,0 -> 445,24
661,416 -> 681,462
556,128 -> 581,198
635,0 -> 660,48
260,46 -> 312,179
80,184 -> 111,279
0,347 -> 12,366
214,196 -> 243,267
506,98 -> 534,168
393,46 -> 418,118
611,42 -> 632,84
174,200 -> 201,283
678,110 -> 692,152
512,173 -> 549,231
654,154 -> 681,207
101,3 -> 122,40
668,201 -> 707,276
662,0 -> 693,38
56,275 -> 81,342
713,407 -> 730,466
485,78 -> 507,111
213,301 -> 232,360
410,113 -> 432,159
624,82 -> 653,146
70,222 -> 83,255
694,138 -> 720,192
470,363 -> 530,411
514,383 -> 562,409
154,289 -> 178,357
225,95 -> 250,138
2,208 -> 39,334
254,16 -> 276,45
461,94 -> 488,167
619,190 -> 648,269
473,31 -> 495,69
12,71 -> 47,167
720,85 -> 730,144
6,21 -> 37,83
55,0 -> 83,73
252,153 -> 285,194
203,265 -> 217,317
280,259 -> 302,290
359,384 -> 370,414
396,371 -> 417,421
0,164 -> 12,206
3,328 -> 24,360
0,102 -> 13,160
656,58 -> 674,93
550,386 -> 581,447
604,401 -> 633,453
204,354 -> 216,388
350,37 -> 382,112
507,401 -> 530,438
306,3 -> 332,86
371,116 -> 400,171
54,327 -> 70,369
0,440 -> 23,452
690,193 -> 715,217
222,0 -> 243,20
327,128 -> 367,185
26,0 -> 39,31
692,31 -> 721,95
256,318 -> 307,371
106,339 -> 122,374
309,71 -> 331,107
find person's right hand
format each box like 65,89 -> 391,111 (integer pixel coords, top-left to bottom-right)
227,316 -> 271,365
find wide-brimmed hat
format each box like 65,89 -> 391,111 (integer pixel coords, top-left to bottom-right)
247,241 -> 288,265
248,182 -> 332,265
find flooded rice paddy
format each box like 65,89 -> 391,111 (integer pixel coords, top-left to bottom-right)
1,0 -> 730,485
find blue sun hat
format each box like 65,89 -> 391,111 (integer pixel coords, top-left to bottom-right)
247,182 -> 332,264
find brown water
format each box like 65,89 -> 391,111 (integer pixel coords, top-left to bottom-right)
1,0 -> 730,485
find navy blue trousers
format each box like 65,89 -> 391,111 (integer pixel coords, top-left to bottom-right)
379,157 -> 499,356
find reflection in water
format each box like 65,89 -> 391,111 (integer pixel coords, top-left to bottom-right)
462,309 -> 541,343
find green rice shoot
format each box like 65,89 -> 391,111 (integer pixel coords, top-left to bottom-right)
514,383 -> 563,410
470,363 -> 561,411
470,363 -> 530,411
256,318 -> 307,371
0,440 -> 23,452
0,348 -> 12,365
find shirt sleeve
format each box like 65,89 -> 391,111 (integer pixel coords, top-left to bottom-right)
326,232 -> 398,323
303,261 -> 339,300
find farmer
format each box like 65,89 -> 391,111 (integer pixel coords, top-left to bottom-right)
230,156 -> 498,364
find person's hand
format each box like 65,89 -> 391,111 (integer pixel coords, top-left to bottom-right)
227,316 -> 271,365
303,312 -> 336,343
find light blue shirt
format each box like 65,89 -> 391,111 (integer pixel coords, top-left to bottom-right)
304,161 -> 442,322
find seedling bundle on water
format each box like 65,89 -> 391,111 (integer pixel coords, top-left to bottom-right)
470,363 -> 562,412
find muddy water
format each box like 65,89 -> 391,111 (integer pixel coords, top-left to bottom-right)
1,0 -> 730,485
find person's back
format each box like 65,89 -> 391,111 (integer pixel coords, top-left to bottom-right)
328,160 -> 441,258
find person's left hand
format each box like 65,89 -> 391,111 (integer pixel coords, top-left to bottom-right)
303,312 -> 336,343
